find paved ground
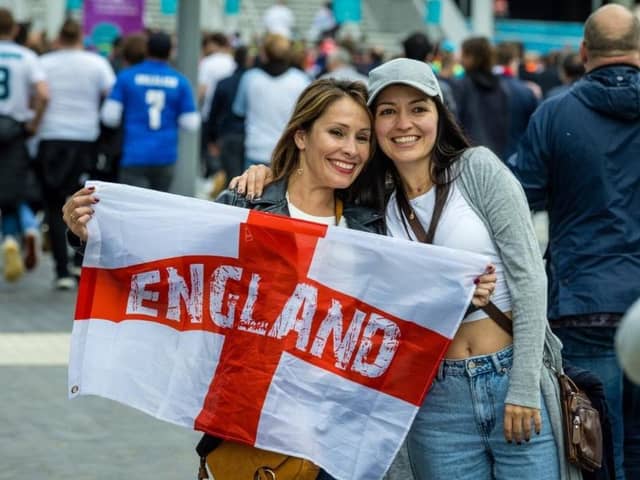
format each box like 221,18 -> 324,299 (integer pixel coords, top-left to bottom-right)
0,254 -> 202,480
0,252 -> 413,479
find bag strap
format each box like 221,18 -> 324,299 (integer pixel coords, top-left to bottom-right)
479,301 -> 513,336
399,194 -> 514,335
396,185 -> 448,245
396,188 -> 430,243
335,197 -> 343,225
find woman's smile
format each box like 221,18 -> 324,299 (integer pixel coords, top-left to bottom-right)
374,84 -> 439,168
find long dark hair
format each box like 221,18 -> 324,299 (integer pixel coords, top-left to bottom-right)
353,93 -> 471,236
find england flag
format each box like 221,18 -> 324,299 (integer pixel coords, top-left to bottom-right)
68,181 -> 487,479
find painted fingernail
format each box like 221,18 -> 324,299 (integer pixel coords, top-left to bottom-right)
88,186 -> 95,191
94,198 -> 100,203
474,278 -> 479,284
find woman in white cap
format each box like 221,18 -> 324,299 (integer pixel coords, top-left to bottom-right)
231,58 -> 574,480
365,57 -> 567,480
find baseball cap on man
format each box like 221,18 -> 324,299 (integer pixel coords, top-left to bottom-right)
367,58 -> 443,106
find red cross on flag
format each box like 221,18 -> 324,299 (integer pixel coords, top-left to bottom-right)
68,181 -> 488,479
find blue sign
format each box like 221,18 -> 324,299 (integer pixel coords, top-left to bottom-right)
425,0 -> 441,25
494,19 -> 583,54
161,0 -> 177,15
225,0 -> 241,15
333,0 -> 361,23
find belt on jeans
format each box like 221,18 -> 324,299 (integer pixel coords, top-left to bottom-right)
436,345 -> 513,379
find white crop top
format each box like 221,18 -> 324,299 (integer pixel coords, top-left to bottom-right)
386,183 -> 512,322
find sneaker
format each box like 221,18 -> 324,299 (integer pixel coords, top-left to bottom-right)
23,229 -> 39,270
2,237 -> 25,282
55,276 -> 76,290
69,265 -> 82,279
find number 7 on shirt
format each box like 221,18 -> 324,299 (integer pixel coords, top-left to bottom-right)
145,89 -> 165,130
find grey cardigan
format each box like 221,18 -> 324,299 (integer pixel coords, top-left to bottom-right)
454,147 -> 581,480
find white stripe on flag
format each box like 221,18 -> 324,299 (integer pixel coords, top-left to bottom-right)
82,181 -> 249,268
255,352 -> 417,480
310,228 -> 487,339
68,319 -> 224,427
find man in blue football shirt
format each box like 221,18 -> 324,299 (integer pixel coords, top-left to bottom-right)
101,32 -> 199,191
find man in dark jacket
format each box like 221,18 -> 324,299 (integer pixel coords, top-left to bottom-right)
509,5 -> 640,479
452,37 -> 510,158
494,42 -> 539,160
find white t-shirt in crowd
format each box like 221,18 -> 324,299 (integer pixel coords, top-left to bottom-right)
233,67 -> 309,164
198,51 -> 236,119
262,4 -> 295,37
386,182 -> 512,322
39,49 -> 115,141
0,40 -> 46,122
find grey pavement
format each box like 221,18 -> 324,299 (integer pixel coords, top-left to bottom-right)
0,252 -> 412,479
0,253 -> 201,480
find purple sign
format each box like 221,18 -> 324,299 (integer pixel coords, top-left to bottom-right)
83,0 -> 145,56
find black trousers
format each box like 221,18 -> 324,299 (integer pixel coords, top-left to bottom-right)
0,133 -> 28,217
219,133 -> 245,183
36,139 -> 96,278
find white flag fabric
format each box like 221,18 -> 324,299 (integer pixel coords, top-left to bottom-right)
68,181 -> 488,480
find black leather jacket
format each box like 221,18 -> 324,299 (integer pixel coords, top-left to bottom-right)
216,178 -> 385,235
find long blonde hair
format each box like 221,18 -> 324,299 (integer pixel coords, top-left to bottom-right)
271,79 -> 373,183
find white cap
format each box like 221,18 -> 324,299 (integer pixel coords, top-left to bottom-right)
367,58 -> 443,106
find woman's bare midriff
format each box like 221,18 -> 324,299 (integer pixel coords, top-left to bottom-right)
444,313 -> 513,359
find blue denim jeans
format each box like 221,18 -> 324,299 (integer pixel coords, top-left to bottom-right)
406,345 -> 560,480
624,378 -> 640,480
554,327 -> 640,480
1,202 -> 38,237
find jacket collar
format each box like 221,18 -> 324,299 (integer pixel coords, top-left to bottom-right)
245,178 -> 290,214
246,178 -> 384,232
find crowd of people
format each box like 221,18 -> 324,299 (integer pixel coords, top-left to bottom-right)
2,1 -> 640,479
